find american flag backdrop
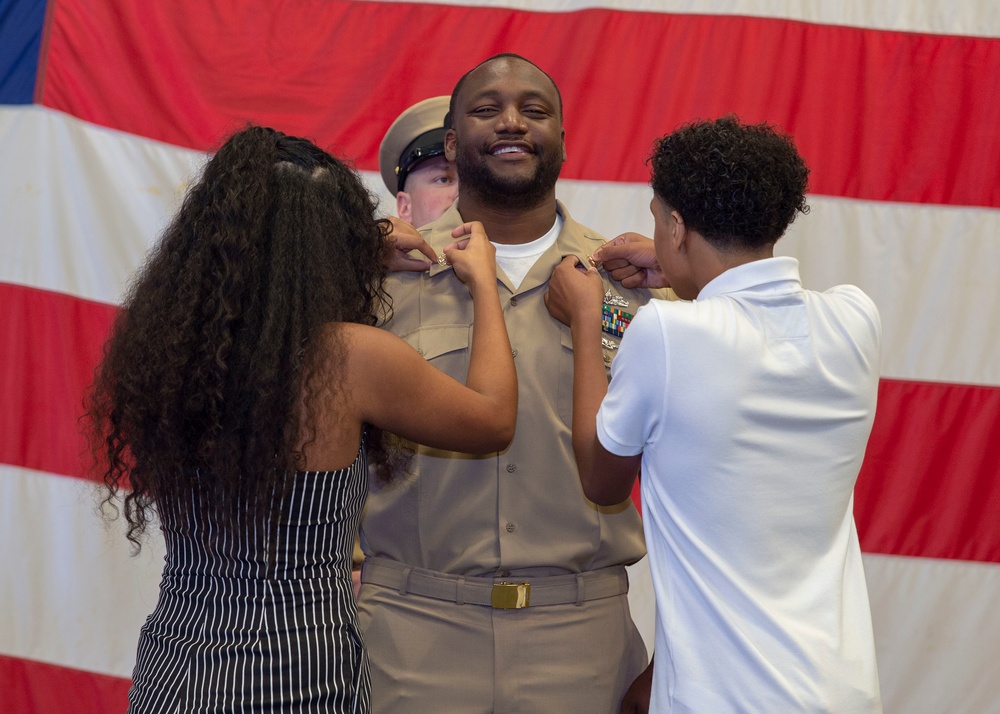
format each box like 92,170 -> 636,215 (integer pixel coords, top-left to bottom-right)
2,1 -> 999,711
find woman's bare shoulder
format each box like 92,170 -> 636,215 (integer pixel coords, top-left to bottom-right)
328,322 -> 420,384
334,322 -> 405,355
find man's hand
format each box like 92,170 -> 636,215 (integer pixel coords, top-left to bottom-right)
592,233 -> 667,289
619,660 -> 653,714
544,255 -> 604,328
384,216 -> 438,272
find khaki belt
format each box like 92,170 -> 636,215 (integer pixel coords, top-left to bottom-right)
361,556 -> 628,609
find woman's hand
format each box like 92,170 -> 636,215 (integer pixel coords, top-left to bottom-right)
442,221 -> 497,293
384,216 -> 438,272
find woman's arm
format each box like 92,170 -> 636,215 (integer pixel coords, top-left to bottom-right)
351,221 -> 517,454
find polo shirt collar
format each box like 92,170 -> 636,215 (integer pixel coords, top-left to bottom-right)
697,256 -> 801,301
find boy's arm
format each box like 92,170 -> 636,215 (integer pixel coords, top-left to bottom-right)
545,257 -> 642,505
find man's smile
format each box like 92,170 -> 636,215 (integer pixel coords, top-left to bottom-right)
489,141 -> 533,157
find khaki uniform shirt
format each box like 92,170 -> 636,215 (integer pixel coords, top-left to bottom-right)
361,201 -> 662,577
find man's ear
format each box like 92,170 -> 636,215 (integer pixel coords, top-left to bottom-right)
396,192 -> 412,224
444,129 -> 457,162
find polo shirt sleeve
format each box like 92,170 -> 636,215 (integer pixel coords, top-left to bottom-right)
596,303 -> 667,456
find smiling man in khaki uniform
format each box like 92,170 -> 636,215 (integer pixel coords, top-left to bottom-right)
358,54 -> 660,713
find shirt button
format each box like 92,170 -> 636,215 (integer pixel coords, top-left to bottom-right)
603,354 -> 612,365
417,348 -> 425,356
506,463 -> 516,473
509,297 -> 518,306
511,348 -> 518,358
505,522 -> 516,533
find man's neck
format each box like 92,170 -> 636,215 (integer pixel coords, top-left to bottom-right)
456,193 -> 559,245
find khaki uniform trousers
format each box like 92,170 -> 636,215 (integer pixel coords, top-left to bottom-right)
357,567 -> 648,713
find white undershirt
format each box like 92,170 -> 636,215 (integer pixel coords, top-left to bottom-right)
492,213 -> 563,289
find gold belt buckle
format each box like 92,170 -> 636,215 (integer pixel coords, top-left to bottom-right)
491,582 -> 530,609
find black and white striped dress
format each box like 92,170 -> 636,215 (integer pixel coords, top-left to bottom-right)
128,448 -> 370,713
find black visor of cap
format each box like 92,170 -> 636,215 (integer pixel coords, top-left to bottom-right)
396,127 -> 447,192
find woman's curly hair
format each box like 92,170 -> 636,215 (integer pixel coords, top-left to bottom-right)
649,115 -> 810,249
86,125 -> 395,549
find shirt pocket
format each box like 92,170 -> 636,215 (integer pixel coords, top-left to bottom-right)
399,324 -> 472,378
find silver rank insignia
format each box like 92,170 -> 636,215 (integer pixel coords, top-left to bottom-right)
604,288 -> 631,308
603,289 -> 629,308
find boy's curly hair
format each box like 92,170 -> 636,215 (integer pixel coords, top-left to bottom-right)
649,115 -> 810,250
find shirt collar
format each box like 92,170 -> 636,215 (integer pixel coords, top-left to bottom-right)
425,201 -> 465,277
425,200 -> 579,278
697,256 -> 801,301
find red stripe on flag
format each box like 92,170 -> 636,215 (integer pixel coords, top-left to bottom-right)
4,282 -> 1000,563
855,378 -> 1000,564
38,1 -> 1000,208
0,283 -> 117,481
0,654 -> 130,714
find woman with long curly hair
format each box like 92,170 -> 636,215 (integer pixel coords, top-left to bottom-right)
86,125 -> 516,713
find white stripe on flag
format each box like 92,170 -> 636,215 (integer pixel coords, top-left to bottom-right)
0,464 -> 165,679
4,107 -> 999,388
864,553 -> 1000,713
361,0 -> 1000,37
5,465 -> 999,714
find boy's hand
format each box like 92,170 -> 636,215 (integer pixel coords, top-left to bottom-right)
545,256 -> 603,328
592,233 -> 667,289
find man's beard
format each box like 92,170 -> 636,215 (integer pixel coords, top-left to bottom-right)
456,141 -> 563,210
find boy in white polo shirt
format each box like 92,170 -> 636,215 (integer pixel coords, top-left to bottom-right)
545,116 -> 882,713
